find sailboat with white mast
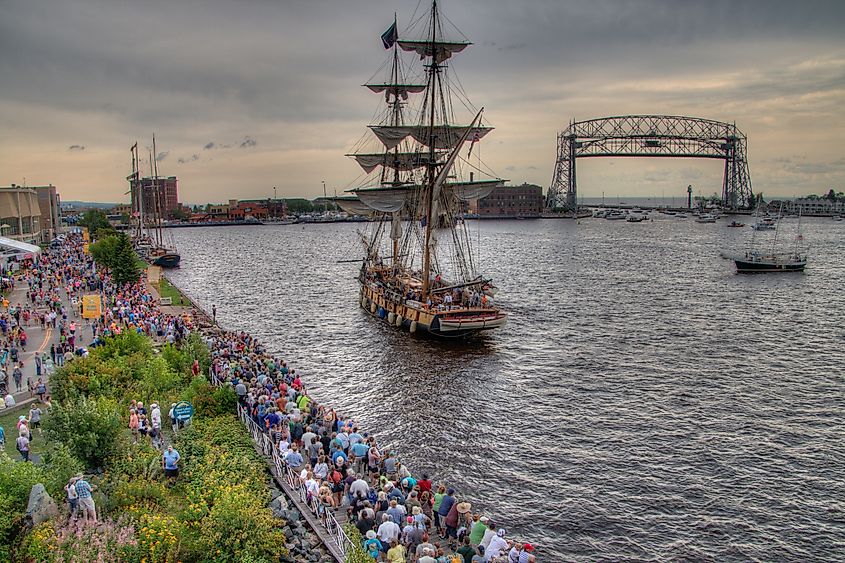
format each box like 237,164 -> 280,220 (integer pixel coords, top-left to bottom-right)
338,1 -> 507,337
128,137 -> 181,268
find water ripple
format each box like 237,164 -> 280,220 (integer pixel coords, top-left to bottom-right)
167,218 -> 845,561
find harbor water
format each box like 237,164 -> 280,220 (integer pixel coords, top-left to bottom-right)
167,217 -> 845,562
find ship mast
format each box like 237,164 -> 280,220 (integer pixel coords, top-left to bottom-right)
152,135 -> 163,248
388,13 -> 401,264
421,0 -> 440,298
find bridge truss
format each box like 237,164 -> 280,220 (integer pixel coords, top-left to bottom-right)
547,115 -> 754,210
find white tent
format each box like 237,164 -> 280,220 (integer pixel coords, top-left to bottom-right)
0,236 -> 41,261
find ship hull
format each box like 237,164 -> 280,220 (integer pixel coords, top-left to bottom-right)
152,253 -> 181,268
360,284 -> 506,338
734,258 -> 805,273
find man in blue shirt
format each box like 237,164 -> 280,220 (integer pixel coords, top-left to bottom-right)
162,446 -> 181,484
284,445 -> 304,470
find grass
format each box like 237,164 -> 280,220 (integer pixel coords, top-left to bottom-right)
0,400 -> 58,463
156,277 -> 186,306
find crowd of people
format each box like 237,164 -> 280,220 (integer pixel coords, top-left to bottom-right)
2,233 -> 535,560
207,330 -> 536,562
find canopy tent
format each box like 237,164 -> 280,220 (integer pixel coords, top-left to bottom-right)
0,236 -> 41,261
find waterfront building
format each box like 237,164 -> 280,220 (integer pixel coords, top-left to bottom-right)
228,201 -> 268,220
140,175 -> 180,217
239,198 -> 287,218
32,184 -> 62,242
113,203 -> 132,216
780,198 -> 845,216
470,183 -> 544,218
0,184 -> 48,244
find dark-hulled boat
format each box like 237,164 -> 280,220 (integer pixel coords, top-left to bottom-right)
734,251 -> 806,273
128,137 -> 181,268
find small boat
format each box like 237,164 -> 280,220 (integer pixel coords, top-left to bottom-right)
732,202 -> 807,273
734,251 -> 806,273
606,211 -> 626,220
696,214 -> 717,223
626,214 -> 647,222
727,221 -> 745,227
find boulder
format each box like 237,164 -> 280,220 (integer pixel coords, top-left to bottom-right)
26,484 -> 59,526
287,508 -> 301,522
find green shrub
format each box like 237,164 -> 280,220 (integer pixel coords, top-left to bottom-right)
93,330 -> 153,362
41,445 -> 85,501
194,485 -> 285,562
212,385 -> 238,416
44,396 -> 122,468
110,478 -> 170,515
20,520 -> 55,563
0,452 -> 45,558
343,523 -> 374,563
136,355 -> 182,404
160,343 -> 191,377
0,492 -> 22,561
106,439 -> 163,482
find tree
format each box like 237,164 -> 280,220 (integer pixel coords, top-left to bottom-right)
282,198 -> 315,214
168,208 -> 189,221
78,209 -> 112,234
89,235 -> 121,270
44,397 -> 122,468
111,233 -> 141,285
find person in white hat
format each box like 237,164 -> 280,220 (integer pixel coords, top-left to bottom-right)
485,529 -> 509,562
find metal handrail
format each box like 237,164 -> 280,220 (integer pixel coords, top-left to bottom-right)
210,369 -> 355,557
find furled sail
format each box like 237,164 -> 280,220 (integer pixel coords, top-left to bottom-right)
370,125 -> 493,150
365,83 -> 427,100
397,40 -> 471,64
352,179 -> 503,212
446,180 -> 503,201
347,152 -> 440,174
329,196 -> 374,216
352,185 -> 415,213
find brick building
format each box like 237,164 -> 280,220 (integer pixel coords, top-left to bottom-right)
140,176 -> 179,217
470,183 -> 544,218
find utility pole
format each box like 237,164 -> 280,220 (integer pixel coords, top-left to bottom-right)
273,186 -> 277,218
322,180 -> 327,213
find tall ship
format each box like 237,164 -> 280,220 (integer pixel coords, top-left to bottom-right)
127,138 -> 181,268
339,1 -> 507,337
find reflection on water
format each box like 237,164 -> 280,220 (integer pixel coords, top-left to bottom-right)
168,218 -> 845,561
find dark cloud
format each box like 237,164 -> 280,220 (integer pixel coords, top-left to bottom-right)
68,145 -> 85,151
177,154 -> 200,164
0,0 -> 843,200
156,151 -> 169,161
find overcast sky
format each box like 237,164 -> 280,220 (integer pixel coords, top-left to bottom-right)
1,0 -> 843,204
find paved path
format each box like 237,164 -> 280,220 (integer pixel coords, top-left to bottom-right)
5,281 -> 68,404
